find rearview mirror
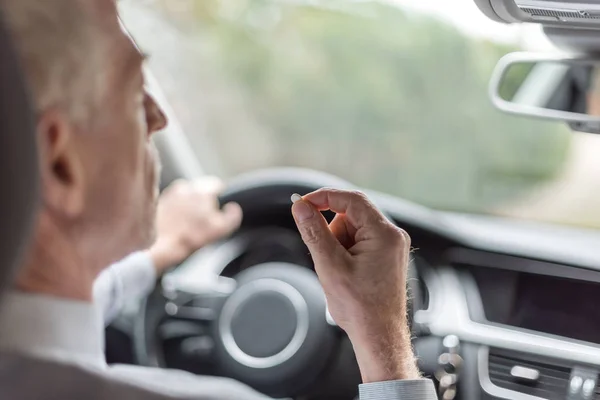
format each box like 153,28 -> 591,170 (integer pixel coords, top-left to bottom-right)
490,53 -> 600,133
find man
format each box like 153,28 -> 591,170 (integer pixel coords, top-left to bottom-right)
0,1 -> 436,399
94,176 -> 242,324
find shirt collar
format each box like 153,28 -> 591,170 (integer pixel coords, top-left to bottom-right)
0,291 -> 106,369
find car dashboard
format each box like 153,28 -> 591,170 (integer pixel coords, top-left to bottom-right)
405,210 -> 600,400
106,169 -> 600,400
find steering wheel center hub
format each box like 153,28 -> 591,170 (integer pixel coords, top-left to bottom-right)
210,262 -> 338,397
219,278 -> 309,368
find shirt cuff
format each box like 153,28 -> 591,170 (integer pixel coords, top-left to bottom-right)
359,379 -> 437,400
121,251 -> 157,299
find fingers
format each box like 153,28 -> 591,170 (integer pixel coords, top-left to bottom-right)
200,201 -> 243,239
291,200 -> 346,267
191,176 -> 225,195
169,177 -> 223,212
166,177 -> 224,198
303,188 -> 386,229
218,202 -> 243,234
163,176 -> 241,232
329,214 -> 355,249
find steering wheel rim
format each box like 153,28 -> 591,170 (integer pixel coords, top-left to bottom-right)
133,169 -> 363,397
133,168 -> 406,399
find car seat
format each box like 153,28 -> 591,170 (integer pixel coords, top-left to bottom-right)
0,7 -> 39,297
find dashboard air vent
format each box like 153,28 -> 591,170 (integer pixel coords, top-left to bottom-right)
488,350 -> 571,400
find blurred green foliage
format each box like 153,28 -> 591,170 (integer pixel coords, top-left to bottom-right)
158,0 -> 571,213
499,62 -> 536,101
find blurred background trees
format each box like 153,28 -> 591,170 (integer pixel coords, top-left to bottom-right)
126,0 -> 571,214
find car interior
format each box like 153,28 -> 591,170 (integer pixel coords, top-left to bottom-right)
0,7 -> 38,297
102,0 -> 600,399
7,0 -> 600,400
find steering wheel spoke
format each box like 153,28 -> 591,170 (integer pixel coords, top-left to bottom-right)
162,275 -> 237,300
134,174 -> 367,399
158,275 -> 236,337
165,302 -> 216,322
161,276 -> 236,319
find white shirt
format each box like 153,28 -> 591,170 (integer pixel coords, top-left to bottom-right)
0,291 -> 106,369
0,290 -> 273,400
0,255 -> 436,400
93,251 -> 156,324
0,250 -> 156,367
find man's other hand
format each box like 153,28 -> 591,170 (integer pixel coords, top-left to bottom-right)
291,188 -> 420,383
149,177 -> 243,273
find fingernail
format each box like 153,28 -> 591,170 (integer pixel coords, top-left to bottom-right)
292,201 -> 314,222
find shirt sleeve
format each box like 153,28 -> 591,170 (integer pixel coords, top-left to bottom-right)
93,251 -> 157,326
359,379 -> 437,400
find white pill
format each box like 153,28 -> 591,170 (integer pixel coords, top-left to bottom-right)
291,193 -> 303,203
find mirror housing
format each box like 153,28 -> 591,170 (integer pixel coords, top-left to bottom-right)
490,52 -> 600,134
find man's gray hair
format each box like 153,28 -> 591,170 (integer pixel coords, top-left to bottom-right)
1,0 -> 108,125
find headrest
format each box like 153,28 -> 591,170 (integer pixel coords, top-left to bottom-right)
0,9 -> 39,296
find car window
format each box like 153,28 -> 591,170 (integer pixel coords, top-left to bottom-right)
120,0 -> 600,230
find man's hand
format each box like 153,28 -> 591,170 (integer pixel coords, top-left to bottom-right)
291,188 -> 419,383
149,177 -> 243,273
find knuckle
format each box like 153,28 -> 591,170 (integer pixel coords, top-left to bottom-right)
318,187 -> 341,198
170,180 -> 190,195
350,190 -> 375,209
392,227 -> 411,248
350,189 -> 368,200
323,187 -> 346,196
197,192 -> 212,201
222,214 -> 241,229
171,179 -> 188,189
301,224 -> 321,246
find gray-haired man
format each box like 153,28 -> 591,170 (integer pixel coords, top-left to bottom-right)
0,1 -> 436,399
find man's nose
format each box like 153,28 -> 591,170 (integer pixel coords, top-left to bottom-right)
145,93 -> 168,135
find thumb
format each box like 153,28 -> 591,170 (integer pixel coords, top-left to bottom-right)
219,202 -> 243,232
291,200 -> 345,266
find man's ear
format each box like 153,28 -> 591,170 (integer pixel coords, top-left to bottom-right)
37,109 -> 85,218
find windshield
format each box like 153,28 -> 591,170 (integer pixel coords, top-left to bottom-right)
120,0 -> 600,230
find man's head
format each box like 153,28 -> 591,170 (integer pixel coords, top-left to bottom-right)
2,0 -> 167,300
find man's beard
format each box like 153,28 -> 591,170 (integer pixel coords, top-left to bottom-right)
150,144 -> 162,200
147,151 -> 162,246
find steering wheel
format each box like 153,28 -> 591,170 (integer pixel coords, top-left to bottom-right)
133,168 -> 416,399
